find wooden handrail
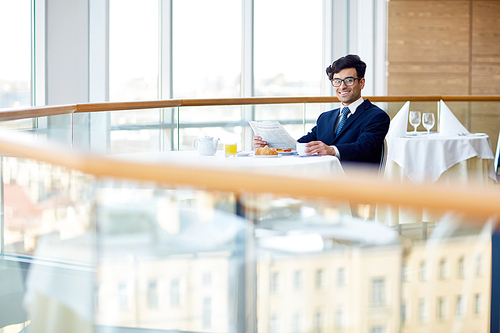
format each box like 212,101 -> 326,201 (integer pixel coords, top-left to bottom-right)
0,131 -> 498,222
0,104 -> 77,121
1,95 -> 500,122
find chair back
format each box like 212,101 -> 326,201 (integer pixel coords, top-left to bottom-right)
379,138 -> 388,177
495,131 -> 500,181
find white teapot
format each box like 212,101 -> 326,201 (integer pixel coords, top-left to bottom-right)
193,136 -> 219,156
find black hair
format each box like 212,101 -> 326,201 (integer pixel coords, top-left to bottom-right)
326,54 -> 367,80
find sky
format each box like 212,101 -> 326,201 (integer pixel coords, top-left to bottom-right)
109,0 -> 323,98
0,0 -> 31,82
0,0 -> 323,95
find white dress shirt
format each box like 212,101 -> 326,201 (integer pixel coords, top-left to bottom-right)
331,97 -> 364,158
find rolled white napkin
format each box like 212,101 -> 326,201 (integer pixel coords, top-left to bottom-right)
387,101 -> 410,138
439,100 -> 469,136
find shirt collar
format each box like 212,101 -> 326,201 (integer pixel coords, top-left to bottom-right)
340,97 -> 364,115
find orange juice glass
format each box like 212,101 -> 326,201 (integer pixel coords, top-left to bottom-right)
225,142 -> 237,158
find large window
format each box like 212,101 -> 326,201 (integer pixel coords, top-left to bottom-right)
170,278 -> 180,307
173,0 -> 241,98
253,0 -> 323,137
419,260 -> 427,281
147,280 -> 159,309
109,0 -> 159,103
109,0 -> 161,154
0,0 -> 31,108
293,270 -> 302,290
108,0 -> 243,153
371,278 -> 386,307
0,0 -> 32,129
254,0 -> 322,97
2,1 -> 388,152
105,1 -> 390,153
270,272 -> 279,293
202,297 -> 212,328
315,268 -> 324,289
456,295 -> 464,317
437,297 -> 446,319
418,299 -> 427,323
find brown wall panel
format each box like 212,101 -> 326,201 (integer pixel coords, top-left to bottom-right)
472,2 -> 500,58
390,0 -> 468,1
388,1 -> 471,97
471,2 -> 500,95
389,63 -> 469,74
387,0 -> 500,143
389,0 -> 500,96
471,115 -> 500,150
388,74 -> 469,95
470,102 -> 500,153
388,1 -> 470,63
471,64 -> 500,95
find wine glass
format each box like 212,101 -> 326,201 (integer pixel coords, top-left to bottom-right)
409,111 -> 421,133
422,113 -> 435,136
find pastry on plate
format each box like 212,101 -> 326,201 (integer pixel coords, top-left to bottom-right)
255,146 -> 278,156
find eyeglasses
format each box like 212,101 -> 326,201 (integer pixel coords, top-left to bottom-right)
331,77 -> 361,87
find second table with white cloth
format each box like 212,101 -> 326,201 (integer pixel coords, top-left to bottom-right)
386,132 -> 496,184
378,132 -> 496,226
379,99 -> 497,226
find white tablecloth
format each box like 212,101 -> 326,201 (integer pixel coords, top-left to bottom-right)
386,133 -> 496,184
114,151 -> 345,180
378,132 -> 495,226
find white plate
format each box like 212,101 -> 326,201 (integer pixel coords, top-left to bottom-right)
294,154 -> 319,157
253,154 -> 281,158
278,151 -> 296,156
236,151 -> 252,157
456,132 -> 487,137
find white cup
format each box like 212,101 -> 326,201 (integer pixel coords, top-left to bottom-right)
296,142 -> 308,156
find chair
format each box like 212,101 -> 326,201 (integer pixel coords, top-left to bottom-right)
379,138 -> 388,178
355,139 -> 387,221
495,131 -> 500,181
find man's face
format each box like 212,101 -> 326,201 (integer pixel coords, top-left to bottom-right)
333,67 -> 365,105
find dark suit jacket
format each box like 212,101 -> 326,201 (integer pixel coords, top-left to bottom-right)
298,99 -> 390,164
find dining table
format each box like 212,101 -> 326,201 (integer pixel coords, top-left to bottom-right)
377,132 -> 496,226
385,132 -> 496,184
113,150 -> 345,180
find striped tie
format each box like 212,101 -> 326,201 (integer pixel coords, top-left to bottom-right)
336,107 -> 350,137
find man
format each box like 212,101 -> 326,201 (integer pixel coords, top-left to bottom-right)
253,54 -> 390,165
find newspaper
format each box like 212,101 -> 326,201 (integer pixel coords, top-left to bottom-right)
249,121 -> 297,150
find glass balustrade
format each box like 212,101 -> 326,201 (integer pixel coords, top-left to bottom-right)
0,152 -> 495,333
0,98 -> 498,332
0,100 -> 498,157
107,101 -> 500,155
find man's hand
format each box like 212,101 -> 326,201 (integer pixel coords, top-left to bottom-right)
305,141 -> 336,156
252,135 -> 268,149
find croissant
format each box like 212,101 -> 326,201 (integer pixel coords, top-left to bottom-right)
255,145 -> 278,156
